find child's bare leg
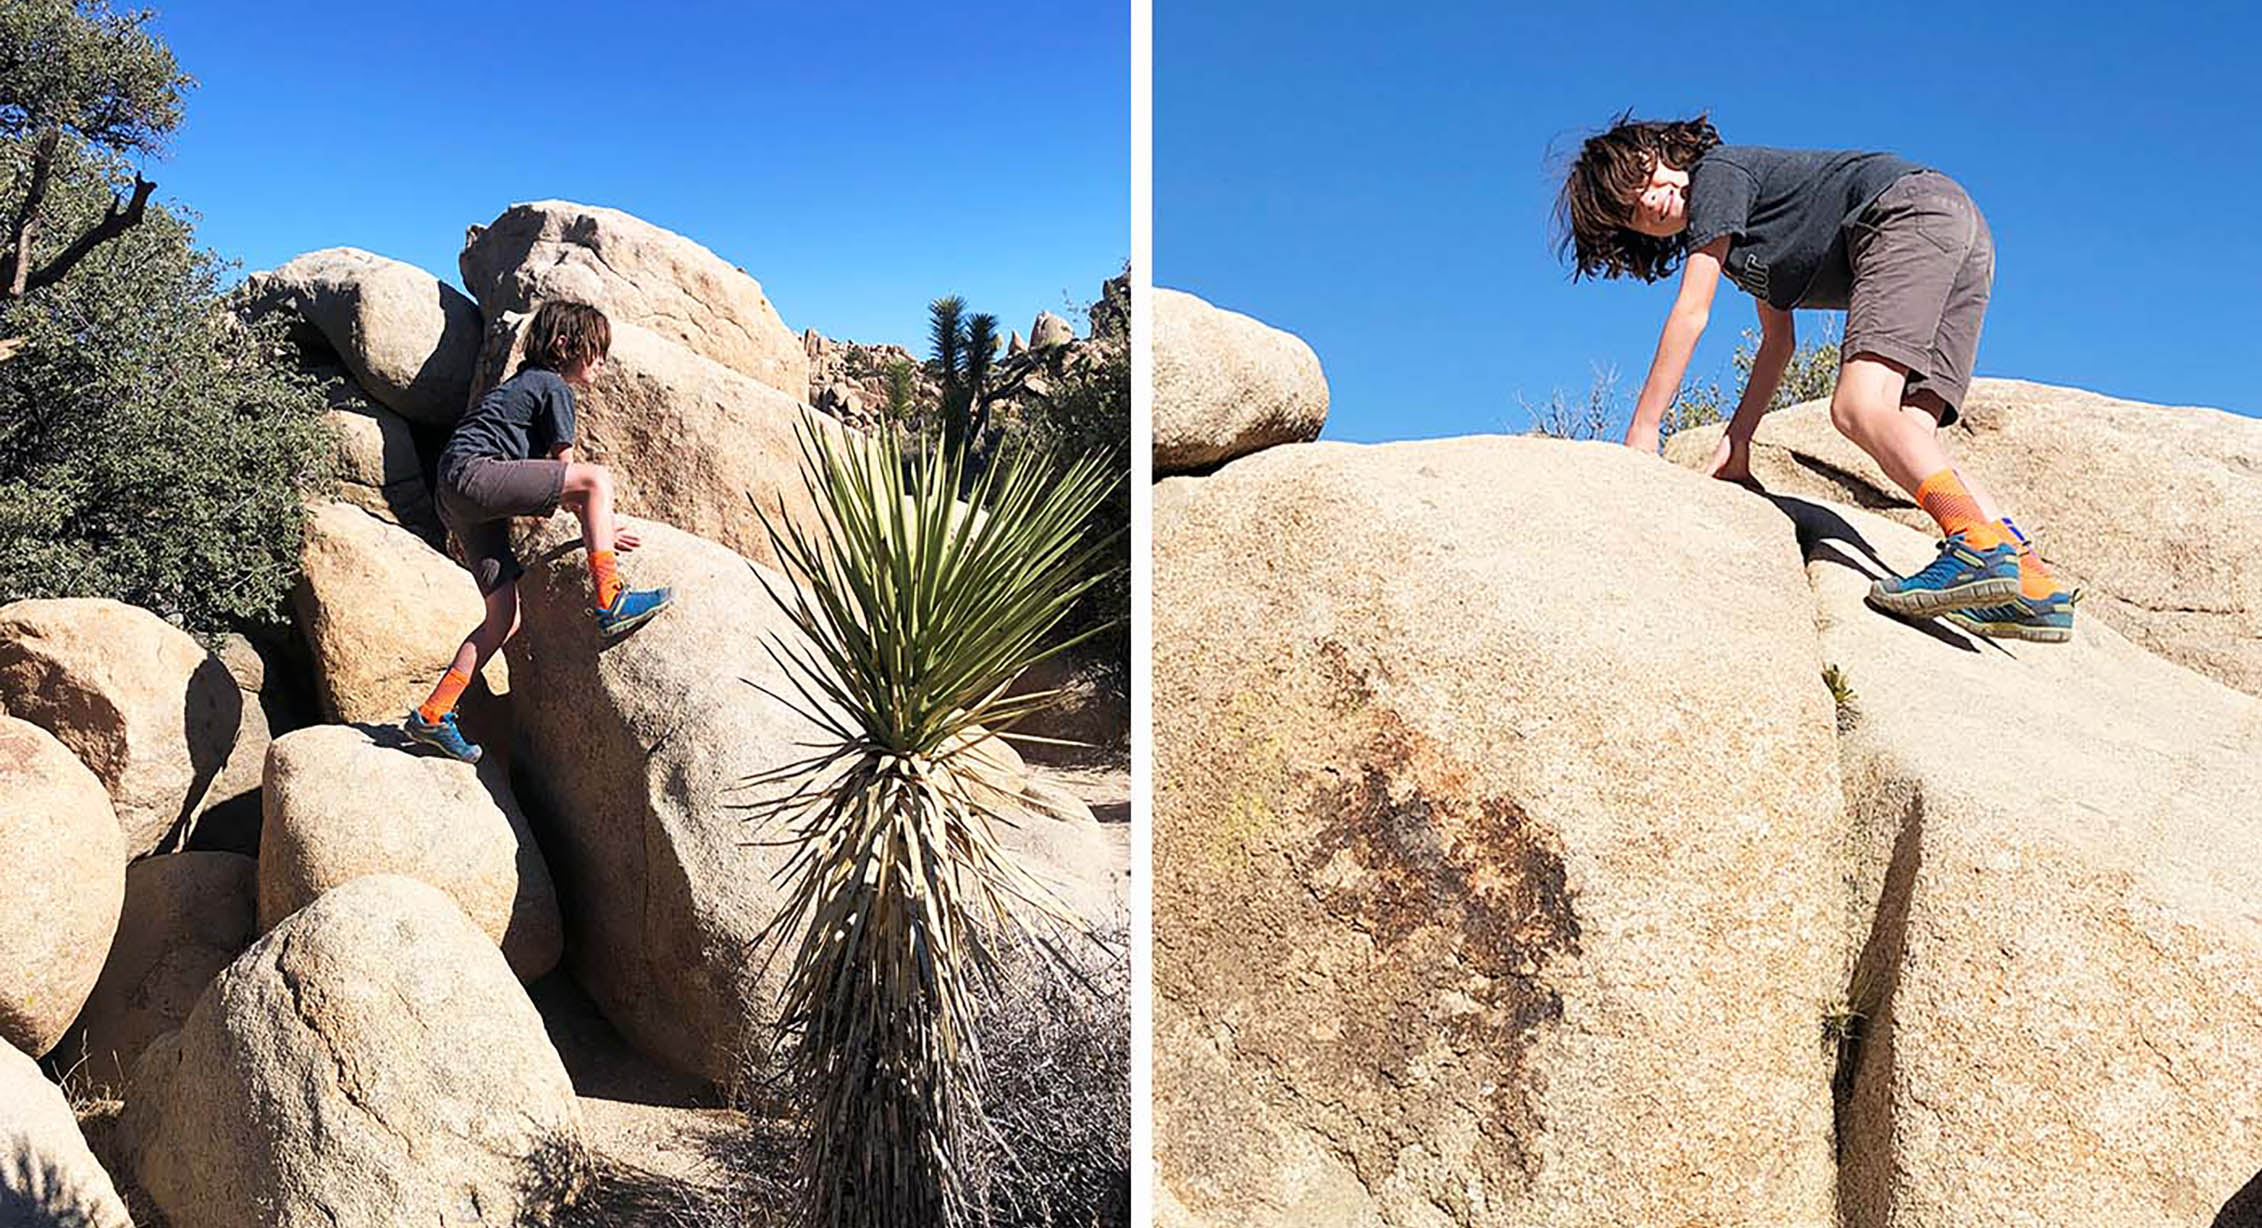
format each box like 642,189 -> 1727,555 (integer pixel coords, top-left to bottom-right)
559,462 -> 624,608
1828,354 -> 2010,549
418,583 -> 518,723
559,462 -> 616,554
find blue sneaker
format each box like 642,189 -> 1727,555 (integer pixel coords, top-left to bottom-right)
403,709 -> 482,763
1943,589 -> 2079,644
593,585 -> 673,638
1868,532 -> 2022,617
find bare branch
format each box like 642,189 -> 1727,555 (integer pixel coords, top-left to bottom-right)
11,172 -> 154,300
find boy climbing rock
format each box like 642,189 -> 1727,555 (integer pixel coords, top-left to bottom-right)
1554,112 -> 2075,643
404,300 -> 673,762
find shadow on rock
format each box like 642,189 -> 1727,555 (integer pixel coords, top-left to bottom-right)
0,1149 -> 116,1228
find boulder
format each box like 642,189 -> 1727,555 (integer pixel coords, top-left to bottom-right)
0,598 -> 243,856
259,724 -> 562,981
1152,287 -> 1329,475
503,512 -> 828,1083
292,501 -> 507,725
56,852 -> 256,1087
0,1041 -> 133,1227
1001,652 -> 1129,764
1778,496 -> 2262,1227
1030,310 -> 1075,350
1154,439 -> 1844,1225
243,247 -> 482,425
1008,330 -> 1028,356
120,875 -> 582,1228
193,633 -> 281,853
467,312 -> 836,572
1663,378 -> 2262,700
327,398 -> 438,535
506,514 -> 1115,1082
0,717 -> 125,1059
459,200 -> 808,398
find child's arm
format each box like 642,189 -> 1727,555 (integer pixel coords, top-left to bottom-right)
1726,303 -> 1795,446
1624,237 -> 1730,454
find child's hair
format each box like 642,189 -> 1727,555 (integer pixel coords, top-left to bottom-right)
1554,110 -> 1722,283
522,300 -> 612,373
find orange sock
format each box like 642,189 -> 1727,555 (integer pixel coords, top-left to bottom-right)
1913,469 -> 2008,548
2002,518 -> 2060,599
417,668 -> 473,724
589,549 -> 622,610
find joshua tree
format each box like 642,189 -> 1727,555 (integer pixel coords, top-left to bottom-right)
742,416 -> 1122,1228
927,295 -> 1001,466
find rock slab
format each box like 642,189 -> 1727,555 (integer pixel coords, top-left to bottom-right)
292,501 -> 508,724
1784,496 -> 2262,1227
1664,378 -> 2262,700
1154,439 -> 1844,1226
0,1040 -> 133,1227
244,247 -> 482,426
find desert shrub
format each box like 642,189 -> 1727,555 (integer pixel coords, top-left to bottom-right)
0,138 -> 332,632
1520,362 -> 1622,440
968,922 -> 1131,1228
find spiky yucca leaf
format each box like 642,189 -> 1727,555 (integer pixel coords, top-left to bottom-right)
741,414 -> 1122,1228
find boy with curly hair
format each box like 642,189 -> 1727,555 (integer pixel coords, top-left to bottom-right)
1555,112 -> 2074,643
404,300 -> 673,762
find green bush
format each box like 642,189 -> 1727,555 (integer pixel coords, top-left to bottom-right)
0,140 -> 333,632
1005,283 -> 1129,697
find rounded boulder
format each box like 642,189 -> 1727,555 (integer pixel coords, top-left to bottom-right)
259,724 -> 561,980
120,875 -> 582,1228
0,715 -> 126,1058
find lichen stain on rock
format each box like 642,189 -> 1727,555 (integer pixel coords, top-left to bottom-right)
1299,712 -> 1583,1187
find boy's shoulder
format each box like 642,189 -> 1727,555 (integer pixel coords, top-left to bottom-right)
500,365 -> 573,399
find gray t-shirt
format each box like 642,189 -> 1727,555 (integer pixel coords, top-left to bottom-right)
440,367 -> 576,480
1683,146 -> 1925,310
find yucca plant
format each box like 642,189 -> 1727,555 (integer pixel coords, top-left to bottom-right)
739,413 -> 1123,1228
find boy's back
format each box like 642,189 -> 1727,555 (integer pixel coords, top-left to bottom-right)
441,367 -> 577,480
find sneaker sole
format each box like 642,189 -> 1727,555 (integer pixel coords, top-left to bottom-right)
1865,574 -> 2021,616
598,601 -> 672,640
1941,611 -> 2075,643
404,724 -> 483,764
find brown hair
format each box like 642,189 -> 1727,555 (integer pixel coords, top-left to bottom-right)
1553,111 -> 1722,283
522,300 -> 612,374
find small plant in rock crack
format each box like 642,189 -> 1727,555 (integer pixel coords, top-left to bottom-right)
1821,1000 -> 1867,1051
1823,664 -> 1858,731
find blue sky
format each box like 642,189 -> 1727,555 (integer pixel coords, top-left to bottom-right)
141,0 -> 1127,353
1158,1 -> 2262,441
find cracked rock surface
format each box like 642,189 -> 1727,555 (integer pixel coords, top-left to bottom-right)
1156,424 -> 2262,1226
119,874 -> 580,1228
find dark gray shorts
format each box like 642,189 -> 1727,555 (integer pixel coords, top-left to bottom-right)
1844,170 -> 1994,427
435,456 -> 568,595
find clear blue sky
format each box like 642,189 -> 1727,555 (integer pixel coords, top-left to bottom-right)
1159,1 -> 2262,441
142,0 -> 1127,353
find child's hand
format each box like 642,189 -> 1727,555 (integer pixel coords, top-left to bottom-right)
1623,424 -> 1661,455
1705,435 -> 1753,483
614,530 -> 642,553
